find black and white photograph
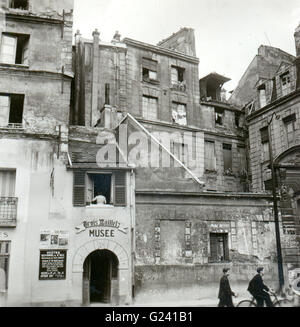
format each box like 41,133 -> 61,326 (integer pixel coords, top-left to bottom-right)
0,0 -> 300,314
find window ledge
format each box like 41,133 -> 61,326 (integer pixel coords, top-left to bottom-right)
86,204 -> 115,209
142,78 -> 160,85
0,63 -> 29,69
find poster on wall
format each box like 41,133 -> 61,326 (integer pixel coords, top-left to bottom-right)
40,230 -> 69,249
39,250 -> 67,280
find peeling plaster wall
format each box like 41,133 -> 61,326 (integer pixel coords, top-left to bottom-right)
134,193 -> 284,300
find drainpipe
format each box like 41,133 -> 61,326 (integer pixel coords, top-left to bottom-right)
267,113 -> 285,293
74,30 -> 81,125
91,29 -> 100,127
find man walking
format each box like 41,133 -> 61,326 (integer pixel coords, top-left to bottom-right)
218,268 -> 236,307
247,267 -> 273,307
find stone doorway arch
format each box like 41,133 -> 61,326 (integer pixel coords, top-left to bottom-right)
72,240 -> 130,305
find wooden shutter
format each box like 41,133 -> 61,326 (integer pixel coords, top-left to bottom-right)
209,233 -> 218,262
224,234 -> 229,261
0,35 -> 17,64
114,171 -> 126,206
223,144 -> 232,170
0,95 -> 10,127
73,170 -> 86,207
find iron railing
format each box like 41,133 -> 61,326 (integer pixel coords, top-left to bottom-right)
0,197 -> 18,227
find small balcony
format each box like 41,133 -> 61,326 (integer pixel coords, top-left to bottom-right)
0,197 -> 18,227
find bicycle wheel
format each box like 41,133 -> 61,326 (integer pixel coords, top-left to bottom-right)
274,299 -> 293,307
236,300 -> 256,307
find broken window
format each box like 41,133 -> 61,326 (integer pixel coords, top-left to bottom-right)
260,127 -> 270,162
172,102 -> 187,126
171,66 -> 185,83
142,58 -> 158,82
223,144 -> 232,172
142,95 -> 158,120
0,94 -> 24,128
283,113 -> 296,146
258,84 -> 267,108
172,142 -> 188,165
204,140 -> 216,171
0,241 -> 10,291
280,72 -> 291,96
73,171 -> 126,207
209,233 -> 229,262
215,108 -> 224,126
9,0 -> 29,10
0,33 -> 29,65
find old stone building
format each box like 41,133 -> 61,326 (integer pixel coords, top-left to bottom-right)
72,27 -> 284,304
230,25 -> 300,275
0,0 -> 297,307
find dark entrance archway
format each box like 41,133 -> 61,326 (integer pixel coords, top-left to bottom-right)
82,250 -> 119,305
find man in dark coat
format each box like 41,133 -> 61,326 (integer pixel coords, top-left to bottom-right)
218,268 -> 236,307
247,267 -> 273,307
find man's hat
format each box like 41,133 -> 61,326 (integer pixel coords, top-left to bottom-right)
257,267 -> 264,273
223,268 -> 230,273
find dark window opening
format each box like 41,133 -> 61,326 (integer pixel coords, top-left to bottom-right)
260,126 -> 269,143
264,179 -> 273,191
235,112 -> 241,127
142,58 -> 158,82
209,233 -> 229,262
9,94 -> 24,124
87,174 -> 112,205
9,0 -> 29,10
223,144 -> 232,171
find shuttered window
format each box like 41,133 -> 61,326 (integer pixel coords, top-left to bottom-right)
205,141 -> 216,171
73,171 -> 127,207
114,171 -> 126,206
73,171 -> 86,207
0,170 -> 16,197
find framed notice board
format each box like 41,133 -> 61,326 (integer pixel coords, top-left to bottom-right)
39,250 -> 67,280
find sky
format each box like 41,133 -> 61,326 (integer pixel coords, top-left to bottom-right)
73,0 -> 300,92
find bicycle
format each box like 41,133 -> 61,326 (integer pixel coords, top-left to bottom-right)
236,291 -> 292,307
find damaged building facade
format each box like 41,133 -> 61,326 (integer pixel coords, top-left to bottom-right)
0,0 -> 297,306
230,27 -> 300,276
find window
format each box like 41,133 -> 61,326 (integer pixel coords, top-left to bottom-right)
209,233 -> 229,262
0,170 -> 16,197
171,66 -> 185,83
260,127 -> 270,162
142,58 -> 158,83
73,171 -> 126,207
0,33 -> 29,65
281,72 -> 291,96
223,144 -> 232,172
142,96 -> 158,120
205,141 -> 216,171
0,241 -> 10,291
172,102 -> 187,126
171,142 -> 188,165
9,0 -> 29,10
215,108 -> 224,126
0,94 -> 24,128
283,113 -> 296,146
258,84 -> 267,108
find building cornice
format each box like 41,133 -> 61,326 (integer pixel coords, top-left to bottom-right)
200,100 -> 242,112
136,190 -> 274,200
123,38 -> 199,64
0,66 -> 73,80
136,117 -> 245,141
5,12 -> 65,25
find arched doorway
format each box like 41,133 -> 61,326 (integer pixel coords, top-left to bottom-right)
82,250 -> 119,305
